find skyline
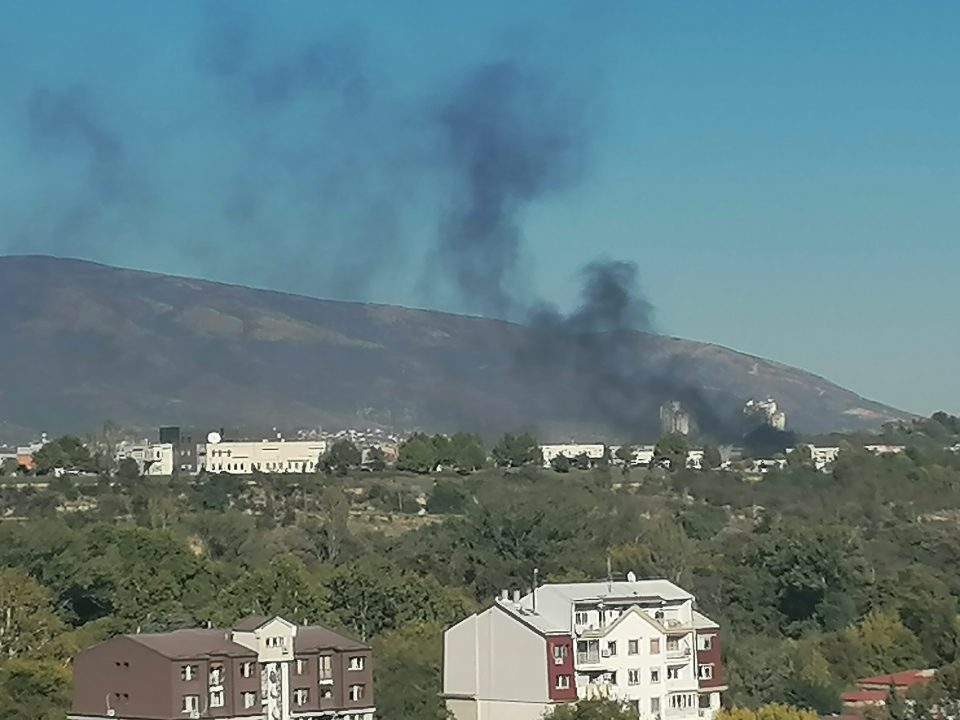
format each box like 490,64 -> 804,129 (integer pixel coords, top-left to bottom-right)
2,1 -> 958,415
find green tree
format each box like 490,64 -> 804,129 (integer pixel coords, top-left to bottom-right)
0,659 -> 71,720
0,458 -> 20,476
491,433 -> 541,468
115,457 -> 141,481
716,705 -> 819,720
544,698 -> 638,720
0,568 -> 68,661
320,439 -> 362,475
551,453 -> 571,473
702,444 -> 723,470
397,434 -> 437,474
373,622 -> 449,720
787,444 -> 813,467
427,480 -> 469,514
366,446 -> 387,472
448,432 -> 487,473
654,432 -> 689,470
614,445 -> 634,465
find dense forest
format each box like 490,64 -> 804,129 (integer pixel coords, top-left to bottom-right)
2,414 -> 960,720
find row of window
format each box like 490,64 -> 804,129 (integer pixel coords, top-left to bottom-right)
554,664 -> 714,690
181,655 -> 365,683
181,684 -> 366,713
206,461 -> 317,472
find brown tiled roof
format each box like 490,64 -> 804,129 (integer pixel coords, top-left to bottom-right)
126,630 -> 252,659
296,626 -> 368,653
232,616 -> 270,632
125,621 -> 369,660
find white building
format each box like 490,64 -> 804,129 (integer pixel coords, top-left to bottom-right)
864,444 -> 906,455
197,439 -> 328,474
743,398 -> 786,431
660,402 -> 691,436
117,442 -> 175,476
443,578 -> 724,720
541,444 -> 607,467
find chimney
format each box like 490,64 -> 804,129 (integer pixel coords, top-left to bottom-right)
512,589 -> 521,604
500,589 -> 509,602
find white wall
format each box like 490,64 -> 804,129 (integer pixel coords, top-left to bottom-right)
198,440 -> 328,474
444,607 -> 551,720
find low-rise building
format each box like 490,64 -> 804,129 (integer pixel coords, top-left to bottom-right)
198,439 -> 328,475
69,615 -> 374,720
541,444 -> 607,467
443,577 -> 724,720
116,443 -> 175,476
841,669 -> 935,710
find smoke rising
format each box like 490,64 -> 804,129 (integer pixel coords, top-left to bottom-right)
4,6 -> 739,440
435,61 -> 585,318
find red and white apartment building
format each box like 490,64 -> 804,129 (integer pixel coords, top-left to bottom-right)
443,577 -> 724,720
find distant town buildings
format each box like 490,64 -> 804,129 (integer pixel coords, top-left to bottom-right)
660,401 -> 691,436
443,577 -> 723,720
69,615 -> 375,720
743,398 -> 786,431
541,444 -> 607,467
198,438 -> 329,475
115,442 -> 174,476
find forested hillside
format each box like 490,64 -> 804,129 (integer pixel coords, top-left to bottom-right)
2,416 -> 960,719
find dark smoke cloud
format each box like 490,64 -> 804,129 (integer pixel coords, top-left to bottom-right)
517,262 -> 736,441
434,61 -> 586,318
18,86 -> 143,255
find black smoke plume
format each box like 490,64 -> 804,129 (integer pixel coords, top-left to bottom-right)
434,61 -> 585,318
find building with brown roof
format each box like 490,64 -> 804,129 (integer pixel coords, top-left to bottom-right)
69,616 -> 374,720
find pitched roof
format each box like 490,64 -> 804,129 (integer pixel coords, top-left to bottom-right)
127,629 -> 250,659
125,620 -> 369,659
858,669 -> 935,689
841,690 -> 887,705
232,616 -> 269,632
491,578 -> 707,636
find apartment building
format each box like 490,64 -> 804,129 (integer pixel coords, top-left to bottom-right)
443,577 -> 724,720
70,616 -> 374,720
541,444 -> 607,467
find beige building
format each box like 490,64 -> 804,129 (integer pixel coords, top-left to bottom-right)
197,440 -> 328,474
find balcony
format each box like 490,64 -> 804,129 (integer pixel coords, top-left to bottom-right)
666,645 -> 691,660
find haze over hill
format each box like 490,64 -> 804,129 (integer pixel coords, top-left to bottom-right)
0,256 -> 907,442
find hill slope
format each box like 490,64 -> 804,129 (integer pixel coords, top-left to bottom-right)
0,256 -> 908,441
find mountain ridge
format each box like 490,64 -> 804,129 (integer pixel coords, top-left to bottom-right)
0,255 -> 909,442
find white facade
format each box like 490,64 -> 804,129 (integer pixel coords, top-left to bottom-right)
117,442 -> 174,476
197,440 -> 328,474
864,444 -> 906,455
542,444 -> 607,467
807,445 -> 841,470
444,579 -> 724,720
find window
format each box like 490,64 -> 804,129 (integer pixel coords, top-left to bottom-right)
209,664 -> 224,686
651,669 -> 661,684
650,639 -> 661,654
242,691 -> 256,709
318,656 -> 333,682
628,639 -> 640,656
699,694 -> 712,709
240,661 -> 254,678
349,656 -> 366,671
577,639 -> 600,665
667,666 -> 680,680
698,664 -> 714,681
628,669 -> 641,686
670,693 -> 695,710
295,658 -> 307,675
698,635 -> 713,652
180,665 -> 198,681
349,684 -> 365,702
266,636 -> 286,648
575,611 -> 588,626
651,698 -> 661,715
181,695 -> 199,714
666,637 -> 679,652
209,690 -> 224,708
606,641 -> 617,657
553,644 -> 568,665
555,674 -> 571,690
293,688 -> 309,706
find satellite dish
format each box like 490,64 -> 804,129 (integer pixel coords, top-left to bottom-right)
207,431 -> 222,444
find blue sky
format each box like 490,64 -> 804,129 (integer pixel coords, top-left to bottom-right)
2,1 -> 958,415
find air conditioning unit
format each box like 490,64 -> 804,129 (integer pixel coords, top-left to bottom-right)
106,711 -> 116,718
189,710 -> 200,719
600,649 -> 611,658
